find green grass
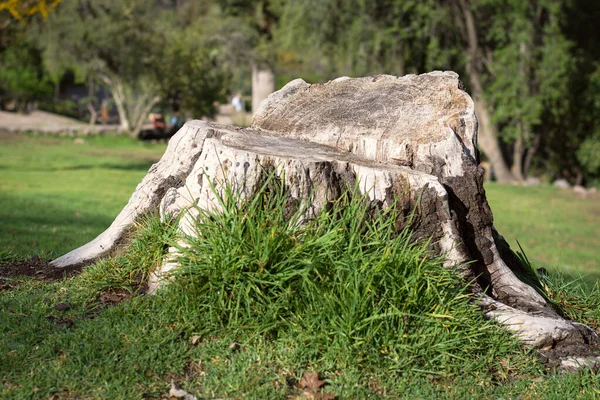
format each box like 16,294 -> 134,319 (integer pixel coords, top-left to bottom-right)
485,183 -> 600,282
0,132 -> 167,257
2,134 -> 600,397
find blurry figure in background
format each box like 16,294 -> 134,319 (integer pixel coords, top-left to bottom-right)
232,92 -> 243,112
151,113 -> 166,132
139,113 -> 166,141
99,99 -> 109,124
139,107 -> 185,141
168,107 -> 184,136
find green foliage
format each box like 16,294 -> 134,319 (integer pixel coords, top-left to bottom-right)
0,39 -> 52,110
32,0 -> 158,84
577,132 -> 600,180
482,0 -> 574,147
28,0 -> 234,129
153,23 -> 232,118
545,271 -> 600,329
78,213 -> 178,293
274,0 -> 446,78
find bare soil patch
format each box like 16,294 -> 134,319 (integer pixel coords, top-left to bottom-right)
0,255 -> 83,289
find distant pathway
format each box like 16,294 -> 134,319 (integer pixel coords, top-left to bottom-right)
0,110 -> 115,135
0,106 -> 253,135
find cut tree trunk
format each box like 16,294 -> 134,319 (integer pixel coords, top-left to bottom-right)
50,72 -> 599,369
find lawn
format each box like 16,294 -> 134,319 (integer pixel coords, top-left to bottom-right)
486,183 -> 600,282
2,132 -> 600,398
0,132 -> 167,257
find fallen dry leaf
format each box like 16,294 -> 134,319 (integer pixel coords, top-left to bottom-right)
54,302 -> 71,311
298,371 -> 325,391
46,315 -> 75,328
190,335 -> 200,346
99,292 -> 130,304
169,380 -> 198,400
228,342 -> 239,352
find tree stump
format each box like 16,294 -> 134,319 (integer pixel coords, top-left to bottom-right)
50,71 -> 599,368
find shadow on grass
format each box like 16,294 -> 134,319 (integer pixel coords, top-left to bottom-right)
0,193 -> 115,258
54,161 -> 155,172
0,161 -> 155,172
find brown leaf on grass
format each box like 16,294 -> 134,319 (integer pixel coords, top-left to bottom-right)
99,292 -> 130,304
228,342 -> 239,352
46,315 -> 74,328
54,302 -> 71,311
298,371 -> 325,391
295,372 -> 336,399
190,335 -> 201,346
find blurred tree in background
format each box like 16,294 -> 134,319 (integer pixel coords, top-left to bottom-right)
0,0 -> 599,185
0,0 -> 61,110
29,0 -> 231,136
0,39 -> 52,111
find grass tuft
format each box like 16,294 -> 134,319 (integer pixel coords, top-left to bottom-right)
164,177 -> 530,377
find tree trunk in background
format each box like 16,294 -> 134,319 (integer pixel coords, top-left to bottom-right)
101,74 -> 131,133
458,0 -> 515,183
523,134 -> 541,178
252,64 -> 275,114
471,93 -> 515,182
87,77 -> 97,126
130,95 -> 160,139
87,103 -> 97,126
511,135 -> 525,181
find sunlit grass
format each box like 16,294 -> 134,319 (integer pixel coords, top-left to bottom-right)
485,183 -> 600,282
0,132 -> 166,257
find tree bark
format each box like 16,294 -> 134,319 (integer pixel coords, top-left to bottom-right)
86,102 -> 97,126
129,93 -> 161,139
